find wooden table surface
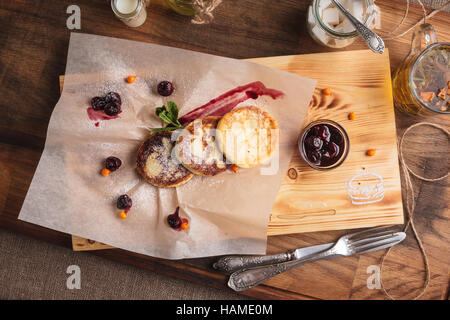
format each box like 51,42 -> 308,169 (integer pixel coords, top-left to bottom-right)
0,0 -> 448,300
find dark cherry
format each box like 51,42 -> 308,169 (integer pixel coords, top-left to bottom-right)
321,150 -> 331,160
117,194 -> 132,211
314,125 -> 330,142
105,156 -> 122,172
167,207 -> 182,229
327,142 -> 340,159
157,81 -> 174,96
306,136 -> 323,150
308,150 -> 322,164
91,96 -> 107,111
105,92 -> 122,106
104,102 -> 121,116
330,127 -> 343,144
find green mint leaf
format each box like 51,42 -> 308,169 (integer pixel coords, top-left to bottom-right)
155,104 -> 180,126
167,101 -> 179,123
152,102 -> 183,135
155,106 -> 167,117
158,111 -> 176,125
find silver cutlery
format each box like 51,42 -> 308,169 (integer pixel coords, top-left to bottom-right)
213,242 -> 334,273
226,226 -> 406,291
331,0 -> 385,54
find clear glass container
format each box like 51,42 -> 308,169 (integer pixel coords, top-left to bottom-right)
165,0 -> 198,16
306,0 -> 376,48
111,0 -> 147,27
299,119 -> 350,171
393,23 -> 450,115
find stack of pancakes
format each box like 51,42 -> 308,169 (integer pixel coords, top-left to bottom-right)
136,106 -> 279,188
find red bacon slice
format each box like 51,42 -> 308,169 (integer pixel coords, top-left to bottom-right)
178,81 -> 284,125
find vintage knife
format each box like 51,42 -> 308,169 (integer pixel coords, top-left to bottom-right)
213,242 -> 335,273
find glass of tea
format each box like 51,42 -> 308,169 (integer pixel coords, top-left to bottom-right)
393,23 -> 450,115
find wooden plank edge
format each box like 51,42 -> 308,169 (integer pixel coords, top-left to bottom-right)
90,248 -> 318,300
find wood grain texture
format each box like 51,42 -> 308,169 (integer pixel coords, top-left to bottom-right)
71,235 -> 114,251
69,49 -> 404,252
249,50 -> 404,235
0,0 -> 449,300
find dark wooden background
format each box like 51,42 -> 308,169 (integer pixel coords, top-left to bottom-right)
0,0 -> 448,299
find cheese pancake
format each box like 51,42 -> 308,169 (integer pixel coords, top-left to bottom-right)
216,106 -> 279,168
136,131 -> 193,188
175,116 -> 229,176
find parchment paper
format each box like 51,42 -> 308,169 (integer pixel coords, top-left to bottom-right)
19,33 -> 316,259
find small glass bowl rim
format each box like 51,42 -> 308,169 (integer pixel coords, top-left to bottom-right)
299,119 -> 350,171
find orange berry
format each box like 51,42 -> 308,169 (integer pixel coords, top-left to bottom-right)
322,88 -> 332,96
229,164 -> 239,173
366,149 -> 376,156
180,221 -> 189,230
348,112 -> 356,120
101,168 -> 111,176
126,75 -> 136,83
119,211 -> 127,219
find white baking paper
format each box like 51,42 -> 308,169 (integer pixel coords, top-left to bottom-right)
19,33 -> 316,259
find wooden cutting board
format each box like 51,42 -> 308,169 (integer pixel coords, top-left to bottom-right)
66,49 -> 403,251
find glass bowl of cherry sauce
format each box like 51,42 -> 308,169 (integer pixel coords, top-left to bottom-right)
299,119 -> 350,170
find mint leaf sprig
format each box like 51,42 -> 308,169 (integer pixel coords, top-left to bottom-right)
150,101 -> 183,135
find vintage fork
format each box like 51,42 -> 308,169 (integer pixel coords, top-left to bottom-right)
228,226 -> 406,291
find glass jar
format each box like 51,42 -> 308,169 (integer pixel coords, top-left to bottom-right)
299,119 -> 350,171
306,0 -> 376,48
392,23 -> 450,115
111,0 -> 147,27
165,0 -> 198,16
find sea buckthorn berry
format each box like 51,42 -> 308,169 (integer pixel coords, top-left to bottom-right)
119,211 -> 127,219
126,75 -> 136,83
348,112 -> 356,120
229,164 -> 239,173
322,88 -> 332,96
101,168 -> 111,176
366,149 -> 376,156
180,221 -> 189,230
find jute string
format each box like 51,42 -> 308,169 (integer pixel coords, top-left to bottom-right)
381,0 -> 450,40
380,123 -> 449,299
187,0 -> 450,27
376,0 -> 449,300
190,0 -> 222,24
